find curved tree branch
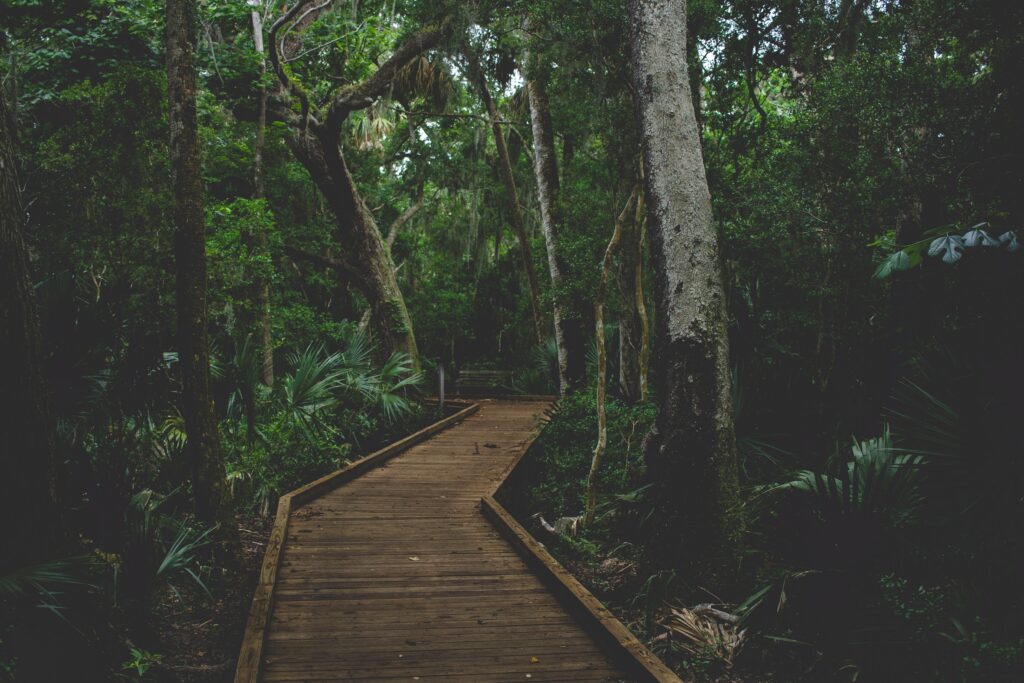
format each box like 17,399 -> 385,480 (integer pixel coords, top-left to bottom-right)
282,244 -> 361,283
386,186 -> 426,249
268,0 -> 314,128
325,24 -> 449,134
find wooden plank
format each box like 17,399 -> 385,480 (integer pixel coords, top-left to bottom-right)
288,402 -> 480,506
233,402 -> 479,683
241,399 -> 661,683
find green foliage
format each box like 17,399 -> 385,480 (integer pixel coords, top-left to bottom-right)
0,556 -> 99,629
5,0 -> 1023,680
121,646 -> 161,679
516,391 -> 655,524
121,489 -> 213,600
218,329 -> 424,508
774,426 -> 923,530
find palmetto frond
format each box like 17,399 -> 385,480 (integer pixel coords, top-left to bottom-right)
774,426 -> 923,527
392,55 -> 454,110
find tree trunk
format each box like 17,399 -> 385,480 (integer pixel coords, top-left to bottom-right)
471,58 -> 546,346
251,9 -> 274,387
0,81 -> 62,572
617,187 -> 646,402
288,128 -> 420,366
629,0 -> 743,578
586,186 -> 639,525
166,0 -> 238,546
265,4 -> 439,368
523,44 -> 587,394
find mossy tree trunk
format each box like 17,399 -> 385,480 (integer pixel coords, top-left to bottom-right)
287,130 -> 419,365
266,2 -> 440,367
617,186 -> 647,403
166,0 -> 238,549
628,0 -> 744,578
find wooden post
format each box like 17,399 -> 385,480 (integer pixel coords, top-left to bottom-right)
439,362 -> 445,409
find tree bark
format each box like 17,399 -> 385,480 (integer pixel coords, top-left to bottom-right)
636,214 -> 651,402
617,186 -> 647,402
166,0 -> 238,546
629,0 -> 743,577
523,43 -> 587,394
251,9 -> 274,387
469,56 -> 547,347
0,80 -> 62,572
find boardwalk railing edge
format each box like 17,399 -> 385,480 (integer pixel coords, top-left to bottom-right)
480,402 -> 683,683
234,401 -> 481,683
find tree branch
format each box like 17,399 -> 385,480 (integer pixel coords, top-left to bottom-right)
282,244 -> 360,281
386,188 -> 426,249
268,0 -> 314,128
325,24 -> 449,133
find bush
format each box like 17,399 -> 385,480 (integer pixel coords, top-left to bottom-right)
512,390 -> 655,529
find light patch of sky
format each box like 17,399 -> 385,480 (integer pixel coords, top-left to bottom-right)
383,157 -> 411,177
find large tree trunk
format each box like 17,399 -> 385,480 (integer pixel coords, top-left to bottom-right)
617,187 -> 647,402
166,0 -> 238,545
251,9 -> 274,387
0,81 -> 62,573
289,128 -> 419,366
523,45 -> 587,394
629,0 -> 743,578
470,58 -> 546,347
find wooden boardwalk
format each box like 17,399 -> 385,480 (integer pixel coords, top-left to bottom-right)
241,399 -> 665,682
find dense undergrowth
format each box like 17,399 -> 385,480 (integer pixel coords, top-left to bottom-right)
506,365 -> 1024,682
0,328 -> 430,681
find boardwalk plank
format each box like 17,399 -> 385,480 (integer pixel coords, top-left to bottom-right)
245,400 -> 646,683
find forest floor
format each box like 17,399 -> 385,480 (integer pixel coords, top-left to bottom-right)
148,515 -> 270,683
541,531 -> 771,683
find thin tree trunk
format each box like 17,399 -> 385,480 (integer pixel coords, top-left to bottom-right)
586,186 -> 639,525
0,81 -> 62,572
617,186 -> 646,402
629,0 -> 743,577
636,213 -> 651,401
470,58 -> 546,346
523,42 -> 587,394
251,9 -> 274,387
166,0 -> 238,548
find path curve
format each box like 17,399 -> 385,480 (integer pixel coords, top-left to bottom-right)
252,399 -> 635,682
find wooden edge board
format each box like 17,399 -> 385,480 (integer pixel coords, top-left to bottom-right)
468,394 -> 558,402
480,495 -> 683,683
419,397 -> 477,406
234,402 -> 480,683
234,494 -> 292,683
